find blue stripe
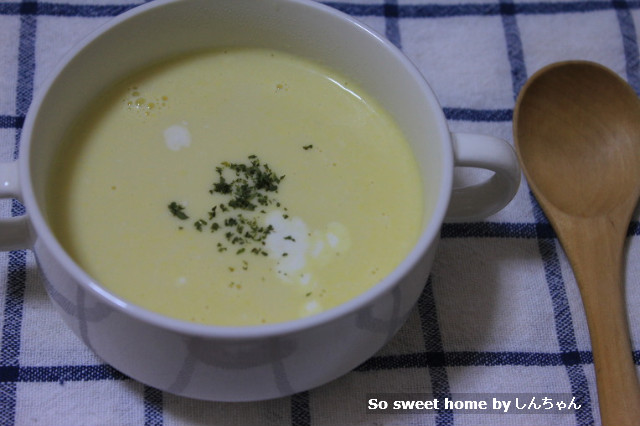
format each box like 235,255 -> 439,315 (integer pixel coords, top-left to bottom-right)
0,345 -> 635,381
357,348 -> 640,370
500,0 -> 527,98
0,384 -> 16,426
0,116 -> 24,130
0,1 -> 639,19
567,364 -> 595,425
0,366 -> 19,382
442,221 -> 636,239
322,2 -> 383,16
418,279 -> 453,425
530,196 -> 596,425
441,222 -> 548,239
143,386 -> 164,426
18,364 -> 127,382
325,2 -> 501,17
384,0 -> 402,49
16,6 -> 36,98
325,1 -> 640,18
32,2 -> 139,17
14,6 -> 36,158
0,2 -> 139,17
0,250 -> 26,369
436,221 -> 639,239
357,350 -> 597,370
614,0 -> 640,93
517,0 -> 640,14
0,249 -> 25,426
291,391 -> 311,426
443,107 -> 512,122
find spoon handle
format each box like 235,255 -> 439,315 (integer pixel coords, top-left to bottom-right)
555,214 -> 640,425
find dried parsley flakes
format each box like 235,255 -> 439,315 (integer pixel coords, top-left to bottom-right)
168,155 -> 286,257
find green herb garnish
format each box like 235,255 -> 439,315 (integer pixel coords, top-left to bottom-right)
210,156 -> 284,207
167,155 -> 290,263
168,202 -> 189,220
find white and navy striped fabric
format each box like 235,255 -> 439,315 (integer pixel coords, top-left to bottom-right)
1,1 -> 639,425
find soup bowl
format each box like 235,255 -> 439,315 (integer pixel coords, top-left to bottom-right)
0,0 -> 520,401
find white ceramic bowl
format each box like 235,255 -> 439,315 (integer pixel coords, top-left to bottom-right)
0,0 -> 519,401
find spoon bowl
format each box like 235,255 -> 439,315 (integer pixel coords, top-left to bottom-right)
514,61 -> 640,425
516,62 -> 640,217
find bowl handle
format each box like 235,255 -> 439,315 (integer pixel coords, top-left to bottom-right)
445,132 -> 521,222
0,161 -> 33,251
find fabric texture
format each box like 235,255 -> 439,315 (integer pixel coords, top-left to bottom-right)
1,0 -> 639,425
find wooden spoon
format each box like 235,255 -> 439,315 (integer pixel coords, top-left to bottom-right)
514,61 -> 640,425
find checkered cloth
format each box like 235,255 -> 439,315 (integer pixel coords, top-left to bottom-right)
1,0 -> 639,425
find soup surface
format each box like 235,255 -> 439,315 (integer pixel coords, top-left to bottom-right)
48,48 -> 424,325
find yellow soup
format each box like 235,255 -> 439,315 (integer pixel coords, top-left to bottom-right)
47,48 -> 424,326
